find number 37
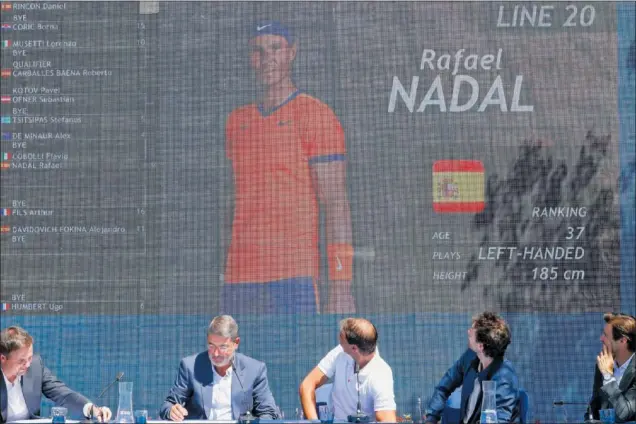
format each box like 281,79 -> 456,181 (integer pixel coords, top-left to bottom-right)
566,227 -> 585,240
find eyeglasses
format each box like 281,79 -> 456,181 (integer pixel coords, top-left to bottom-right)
208,343 -> 234,353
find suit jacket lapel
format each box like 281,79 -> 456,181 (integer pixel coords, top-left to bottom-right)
618,357 -> 636,391
231,354 -> 246,420
461,356 -> 505,423
198,355 -> 214,419
1,374 -> 7,423
461,368 -> 477,418
21,368 -> 40,417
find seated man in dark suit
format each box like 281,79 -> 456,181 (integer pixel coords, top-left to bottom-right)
1,326 -> 111,423
160,315 -> 279,422
424,312 -> 520,424
590,312 -> 636,423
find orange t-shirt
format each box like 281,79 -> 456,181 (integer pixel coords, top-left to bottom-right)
224,92 -> 346,283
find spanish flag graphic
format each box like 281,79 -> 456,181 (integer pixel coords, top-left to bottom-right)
432,160 -> 485,213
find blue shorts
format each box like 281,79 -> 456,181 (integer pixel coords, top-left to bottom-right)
220,277 -> 318,314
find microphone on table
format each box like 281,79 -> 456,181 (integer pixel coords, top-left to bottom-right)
232,359 -> 259,424
347,362 -> 370,423
585,401 -> 600,423
97,371 -> 124,399
553,401 -> 589,406
553,399 -> 600,423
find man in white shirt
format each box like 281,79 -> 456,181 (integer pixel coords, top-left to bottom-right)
0,326 -> 111,423
160,315 -> 279,422
299,318 -> 397,422
590,312 -> 636,423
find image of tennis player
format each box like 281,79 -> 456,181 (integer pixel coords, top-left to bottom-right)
222,21 -> 355,314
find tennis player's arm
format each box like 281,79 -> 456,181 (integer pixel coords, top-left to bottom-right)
223,114 -> 237,276
311,161 -> 352,248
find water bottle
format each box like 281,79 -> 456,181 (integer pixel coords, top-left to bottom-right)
416,397 -> 423,424
51,407 -> 67,424
480,381 -> 498,424
115,382 -> 135,423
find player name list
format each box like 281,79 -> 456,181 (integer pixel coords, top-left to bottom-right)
1,2 -> 150,254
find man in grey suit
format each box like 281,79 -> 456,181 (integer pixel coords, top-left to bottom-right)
160,315 -> 279,421
1,326 -> 111,423
590,312 -> 636,423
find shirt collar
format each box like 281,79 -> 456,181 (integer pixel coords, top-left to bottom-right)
257,89 -> 301,117
354,352 -> 381,377
616,353 -> 635,372
212,365 -> 233,380
470,355 -> 504,380
364,353 -> 378,369
1,370 -> 20,388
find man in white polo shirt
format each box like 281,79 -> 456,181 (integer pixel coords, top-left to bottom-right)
299,318 -> 397,422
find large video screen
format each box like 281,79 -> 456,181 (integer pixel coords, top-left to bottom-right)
1,1 -> 633,316
1,2 -> 635,421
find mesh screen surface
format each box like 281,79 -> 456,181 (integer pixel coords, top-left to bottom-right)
1,1 -> 634,421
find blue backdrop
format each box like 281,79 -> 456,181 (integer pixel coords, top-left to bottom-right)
0,312 -> 628,422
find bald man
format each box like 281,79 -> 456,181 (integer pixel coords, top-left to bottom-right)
299,318 -> 397,422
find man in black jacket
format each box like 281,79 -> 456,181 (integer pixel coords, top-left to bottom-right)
424,312 -> 520,424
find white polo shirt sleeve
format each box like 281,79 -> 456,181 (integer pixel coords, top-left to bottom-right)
317,345 -> 344,379
369,366 -> 397,411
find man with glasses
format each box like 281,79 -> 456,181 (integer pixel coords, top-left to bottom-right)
160,315 -> 279,421
590,312 -> 636,423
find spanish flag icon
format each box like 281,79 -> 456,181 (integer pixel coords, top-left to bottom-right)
432,160 -> 485,213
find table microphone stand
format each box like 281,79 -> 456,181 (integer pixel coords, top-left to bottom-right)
239,409 -> 259,424
347,363 -> 370,423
